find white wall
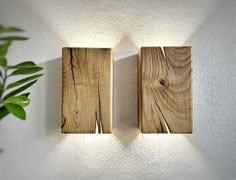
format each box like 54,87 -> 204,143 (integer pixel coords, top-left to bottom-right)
0,0 -> 235,179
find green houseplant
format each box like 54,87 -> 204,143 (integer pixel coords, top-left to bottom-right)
0,25 -> 43,120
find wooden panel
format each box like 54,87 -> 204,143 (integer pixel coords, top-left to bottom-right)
138,47 -> 192,133
62,48 -> 113,133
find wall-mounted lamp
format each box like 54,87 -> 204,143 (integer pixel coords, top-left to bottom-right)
61,48 -> 113,133
61,46 -> 192,134
138,47 -> 192,133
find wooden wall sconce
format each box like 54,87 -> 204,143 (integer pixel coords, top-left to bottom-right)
138,47 -> 192,133
62,48 -> 113,133
61,46 -> 192,134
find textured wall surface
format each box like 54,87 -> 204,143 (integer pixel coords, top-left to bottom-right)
0,0 -> 236,180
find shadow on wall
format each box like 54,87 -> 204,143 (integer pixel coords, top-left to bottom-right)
182,1 -> 235,179
112,35 -> 140,145
113,55 -> 140,145
44,58 -> 62,136
35,58 -> 66,143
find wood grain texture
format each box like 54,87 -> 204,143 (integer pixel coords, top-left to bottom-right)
62,48 -> 113,133
138,47 -> 192,133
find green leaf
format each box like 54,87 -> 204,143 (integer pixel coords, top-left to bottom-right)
0,26 -> 24,34
0,57 -> 7,67
0,41 -> 11,54
0,41 -> 11,67
5,103 -> 26,120
20,92 -> 30,97
4,96 -> 31,107
15,61 -> 36,67
3,80 -> 37,100
0,36 -> 29,41
7,74 -> 43,89
4,26 -> 24,32
10,66 -> 43,76
7,61 -> 37,69
0,93 -> 30,120
0,106 -> 9,119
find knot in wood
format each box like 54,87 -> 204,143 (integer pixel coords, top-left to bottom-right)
160,78 -> 166,86
159,78 -> 168,88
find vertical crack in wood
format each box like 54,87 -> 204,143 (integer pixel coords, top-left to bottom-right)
96,80 -> 102,134
160,47 -> 166,59
70,49 -> 76,89
153,97 -> 171,133
70,48 -> 78,102
151,106 -> 163,133
159,118 -> 164,132
162,48 -> 170,70
61,118 -> 66,129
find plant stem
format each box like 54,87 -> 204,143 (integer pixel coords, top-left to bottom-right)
0,67 -> 7,103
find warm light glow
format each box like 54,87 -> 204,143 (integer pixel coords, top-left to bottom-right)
57,133 -> 191,149
60,133 -> 114,146
51,132 -> 217,179
25,0 -> 220,49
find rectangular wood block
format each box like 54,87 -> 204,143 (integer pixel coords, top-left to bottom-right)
62,48 -> 113,133
138,47 -> 192,133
